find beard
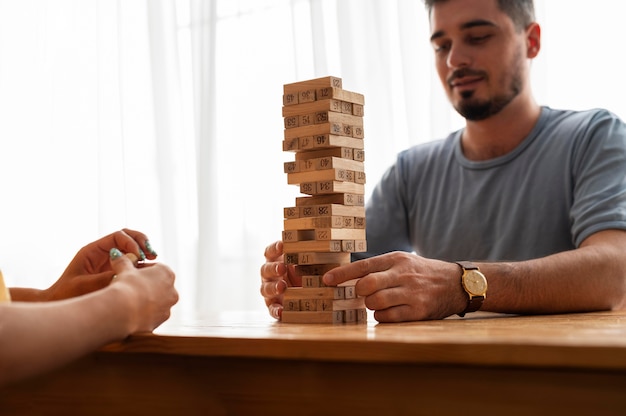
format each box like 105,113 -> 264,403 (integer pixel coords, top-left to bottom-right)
455,84 -> 520,121
449,52 -> 525,121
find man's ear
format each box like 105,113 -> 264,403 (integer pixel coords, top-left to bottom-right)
526,22 -> 541,58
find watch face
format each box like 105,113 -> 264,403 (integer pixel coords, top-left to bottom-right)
463,270 -> 487,295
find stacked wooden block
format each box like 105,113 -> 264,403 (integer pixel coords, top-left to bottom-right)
281,76 -> 367,324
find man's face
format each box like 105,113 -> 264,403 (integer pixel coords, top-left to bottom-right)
429,0 -> 529,121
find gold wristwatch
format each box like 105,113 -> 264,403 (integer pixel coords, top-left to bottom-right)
456,261 -> 487,317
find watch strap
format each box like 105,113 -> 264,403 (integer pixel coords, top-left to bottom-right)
456,261 -> 485,317
458,295 -> 484,317
456,260 -> 478,271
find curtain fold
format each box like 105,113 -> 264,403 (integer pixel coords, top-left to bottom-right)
189,0 -> 219,318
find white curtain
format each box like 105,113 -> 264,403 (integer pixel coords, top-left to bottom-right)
0,0 -> 624,320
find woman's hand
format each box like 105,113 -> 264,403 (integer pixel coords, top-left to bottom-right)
43,228 -> 158,300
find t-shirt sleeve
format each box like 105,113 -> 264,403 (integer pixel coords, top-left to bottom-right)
570,110 -> 626,246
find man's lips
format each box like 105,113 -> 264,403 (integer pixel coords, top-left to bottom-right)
447,69 -> 486,90
449,75 -> 483,89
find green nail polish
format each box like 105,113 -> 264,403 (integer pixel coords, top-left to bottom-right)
145,240 -> 157,256
110,248 -> 123,259
139,249 -> 146,261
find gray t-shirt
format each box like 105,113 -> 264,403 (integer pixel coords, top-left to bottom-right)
359,107 -> 626,262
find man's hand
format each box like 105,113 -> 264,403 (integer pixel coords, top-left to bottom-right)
323,251 -> 465,322
259,241 -> 301,320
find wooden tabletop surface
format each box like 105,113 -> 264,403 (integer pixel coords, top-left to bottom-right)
100,309 -> 626,371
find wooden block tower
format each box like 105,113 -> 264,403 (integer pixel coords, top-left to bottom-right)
281,76 -> 367,324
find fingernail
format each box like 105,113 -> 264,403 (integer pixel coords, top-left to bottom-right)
145,240 -> 157,256
275,280 -> 287,293
110,248 -> 123,259
323,273 -> 334,285
139,249 -> 146,261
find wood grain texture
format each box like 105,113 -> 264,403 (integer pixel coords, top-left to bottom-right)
3,311 -> 626,415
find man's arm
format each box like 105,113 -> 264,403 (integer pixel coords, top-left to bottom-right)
480,229 -> 626,314
322,229 -> 626,322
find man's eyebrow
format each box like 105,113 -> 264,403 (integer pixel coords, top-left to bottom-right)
430,19 -> 498,42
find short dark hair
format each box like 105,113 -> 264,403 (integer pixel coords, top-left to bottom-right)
423,0 -> 535,31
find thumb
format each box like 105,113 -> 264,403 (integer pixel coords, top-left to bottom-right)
109,248 -> 138,275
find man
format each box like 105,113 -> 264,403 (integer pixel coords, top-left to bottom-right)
260,0 -> 626,322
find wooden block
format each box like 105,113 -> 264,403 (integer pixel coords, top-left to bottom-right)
299,204 -> 365,218
282,99 -> 344,117
283,216 -> 344,230
344,286 -> 356,299
295,194 -> 364,207
300,181 -> 365,195
284,115 -> 299,129
283,76 -> 342,94
301,134 -> 364,151
283,240 -> 364,253
283,287 -> 344,300
301,299 -> 317,311
0,270 -> 11,303
283,240 -> 343,253
344,309 -> 357,323
283,134 -> 364,152
302,275 -> 322,288
317,298 -> 334,311
295,147 -> 355,161
342,240 -> 364,252
294,264 -> 342,276
353,125 -> 364,139
283,122 -> 345,140
284,252 -> 352,265
283,137 -> 300,151
281,310 -> 344,324
354,217 -> 366,228
298,113 -> 316,127
355,240 -> 367,252
335,287 -> 345,298
282,229 -> 316,242
353,149 -> 365,162
357,308 -> 367,322
333,298 -> 366,311
284,298 -> 300,311
281,308 -> 366,324
354,171 -> 366,184
287,168 -> 351,185
298,89 -> 317,104
283,207 -> 299,219
315,229 -> 366,241
298,156 -> 364,173
283,161 -> 299,174
296,111 -> 362,128
341,216 -> 354,228
316,87 -> 365,105
352,104 -> 364,117
283,92 -> 298,106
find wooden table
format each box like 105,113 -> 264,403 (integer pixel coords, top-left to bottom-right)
2,310 -> 626,415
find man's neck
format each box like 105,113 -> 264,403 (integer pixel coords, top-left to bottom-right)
461,95 -> 542,161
